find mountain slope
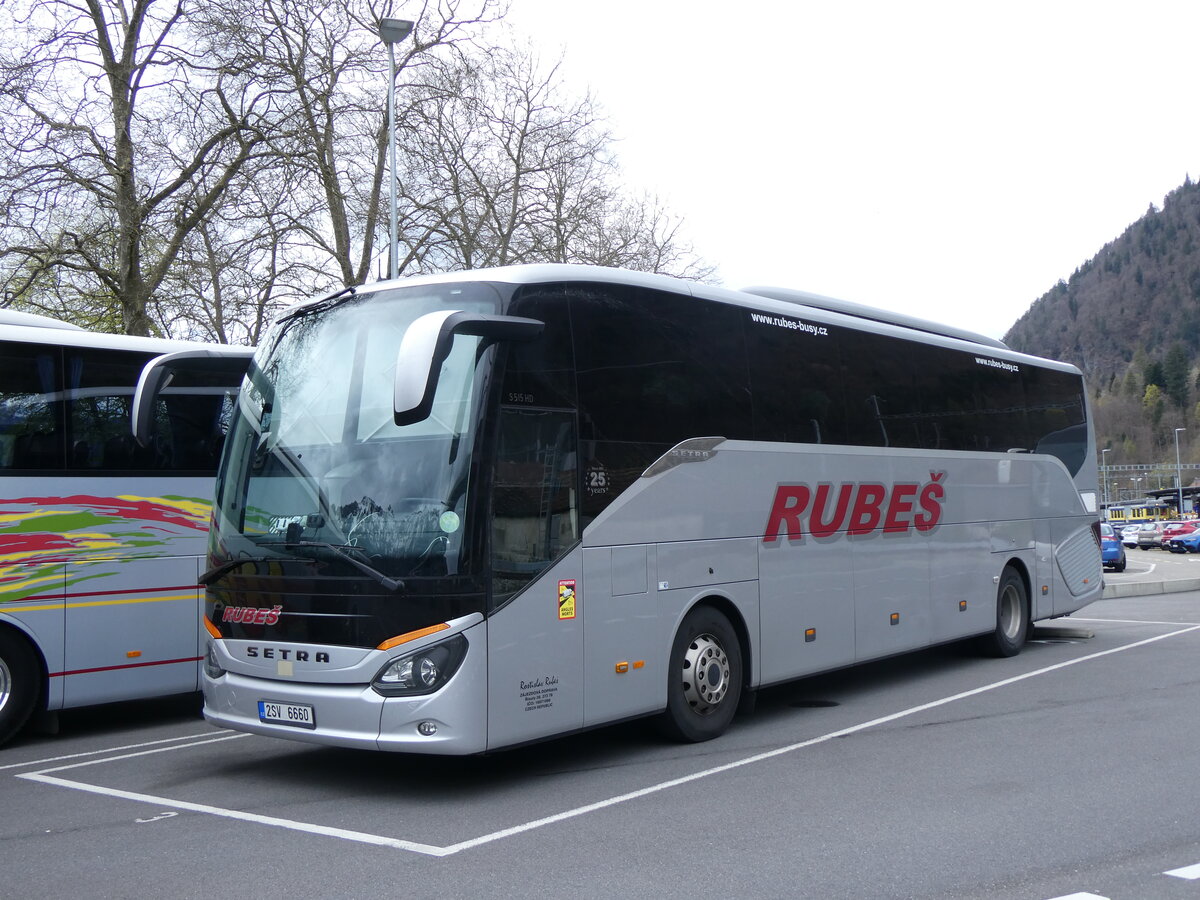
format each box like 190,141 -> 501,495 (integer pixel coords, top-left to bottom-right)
1004,178 -> 1200,390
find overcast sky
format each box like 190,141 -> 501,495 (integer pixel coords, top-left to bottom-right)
505,0 -> 1200,339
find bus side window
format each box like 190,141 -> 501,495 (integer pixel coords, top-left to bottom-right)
0,343 -> 64,471
746,312 -> 847,445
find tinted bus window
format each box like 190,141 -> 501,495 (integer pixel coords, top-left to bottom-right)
917,345 -> 1030,453
746,310 -> 847,445
0,342 -> 64,470
1024,364 -> 1087,475
63,346 -> 234,473
571,285 -> 751,446
502,287 -> 578,409
839,330 -> 927,448
570,285 -> 751,525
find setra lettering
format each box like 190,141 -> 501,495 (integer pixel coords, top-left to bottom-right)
245,647 -> 331,663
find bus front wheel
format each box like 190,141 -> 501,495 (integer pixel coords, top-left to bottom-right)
0,630 -> 39,747
659,607 -> 742,742
977,567 -> 1029,658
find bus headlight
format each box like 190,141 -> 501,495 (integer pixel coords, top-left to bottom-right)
203,642 -> 226,679
372,634 -> 468,697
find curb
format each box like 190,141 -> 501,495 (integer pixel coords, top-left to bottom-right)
1102,577 -> 1200,599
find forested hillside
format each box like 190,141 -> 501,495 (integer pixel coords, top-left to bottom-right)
1004,178 -> 1200,467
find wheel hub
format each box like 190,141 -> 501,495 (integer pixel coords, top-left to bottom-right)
999,582 -> 1022,640
681,632 -> 731,715
0,656 -> 11,714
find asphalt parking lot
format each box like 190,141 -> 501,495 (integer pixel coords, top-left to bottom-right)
3,583 -> 1200,898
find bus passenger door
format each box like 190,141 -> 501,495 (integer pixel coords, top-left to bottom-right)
486,407 -> 585,749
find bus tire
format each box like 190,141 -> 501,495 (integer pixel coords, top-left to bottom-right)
0,629 -> 40,747
659,606 -> 742,743
977,567 -> 1029,658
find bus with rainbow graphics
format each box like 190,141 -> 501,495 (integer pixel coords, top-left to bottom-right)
0,309 -> 249,746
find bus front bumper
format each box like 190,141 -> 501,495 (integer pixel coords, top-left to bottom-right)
202,642 -> 488,755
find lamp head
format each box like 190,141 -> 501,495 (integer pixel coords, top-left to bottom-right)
378,18 -> 414,44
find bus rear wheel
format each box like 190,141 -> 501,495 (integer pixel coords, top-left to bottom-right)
0,630 -> 39,747
977,567 -> 1029,658
659,607 -> 742,743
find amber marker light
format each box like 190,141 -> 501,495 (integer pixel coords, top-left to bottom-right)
202,615 -> 221,639
615,661 -> 629,673
377,623 -> 450,651
959,600 -> 968,611
126,651 -> 141,659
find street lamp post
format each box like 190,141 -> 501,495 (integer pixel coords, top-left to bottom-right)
1101,447 -> 1111,511
377,17 -> 415,282
1175,427 -> 1187,517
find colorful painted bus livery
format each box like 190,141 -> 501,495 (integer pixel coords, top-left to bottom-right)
0,310 -> 250,746
195,264 -> 1102,754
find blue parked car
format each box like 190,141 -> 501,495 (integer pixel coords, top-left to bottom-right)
1166,529 -> 1200,553
1100,523 -> 1126,571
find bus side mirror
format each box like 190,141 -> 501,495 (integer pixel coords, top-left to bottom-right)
394,311 -> 543,426
132,347 -> 256,446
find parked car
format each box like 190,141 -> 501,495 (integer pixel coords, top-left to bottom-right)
1167,529 -> 1200,553
1161,521 -> 1198,540
1120,524 -> 1141,548
1099,523 -> 1127,571
1136,521 -> 1166,550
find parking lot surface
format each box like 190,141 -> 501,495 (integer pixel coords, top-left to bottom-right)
3,590 -> 1200,899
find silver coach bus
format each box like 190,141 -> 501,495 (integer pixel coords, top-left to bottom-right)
194,265 -> 1102,753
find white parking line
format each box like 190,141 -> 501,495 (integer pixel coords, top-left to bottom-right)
15,622 -> 1200,857
1044,893 -> 1109,900
1165,862 -> 1200,879
0,730 -> 243,772
1071,617 -> 1200,627
23,769 -> 448,856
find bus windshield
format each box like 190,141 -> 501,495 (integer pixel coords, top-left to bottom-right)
213,282 -> 503,581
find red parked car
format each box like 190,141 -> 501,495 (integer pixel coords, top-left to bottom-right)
1161,521 -> 1199,540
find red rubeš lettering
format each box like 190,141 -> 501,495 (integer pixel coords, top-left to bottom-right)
763,473 -> 946,543
221,604 -> 283,625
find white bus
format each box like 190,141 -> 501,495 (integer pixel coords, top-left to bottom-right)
0,310 -> 250,746
196,265 -> 1102,753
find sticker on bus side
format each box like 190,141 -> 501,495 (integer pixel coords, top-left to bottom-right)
558,580 -> 576,620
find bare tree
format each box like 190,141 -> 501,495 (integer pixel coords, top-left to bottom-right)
190,0 -> 506,289
0,1 -> 713,343
401,44 -> 715,280
0,0 -> 281,335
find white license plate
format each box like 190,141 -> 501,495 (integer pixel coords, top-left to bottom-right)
258,700 -> 316,729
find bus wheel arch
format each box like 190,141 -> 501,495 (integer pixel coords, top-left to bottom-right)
658,598 -> 747,743
0,623 -> 45,747
977,561 -> 1030,658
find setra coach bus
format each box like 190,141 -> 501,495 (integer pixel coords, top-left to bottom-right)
186,264 -> 1102,753
0,309 -> 250,746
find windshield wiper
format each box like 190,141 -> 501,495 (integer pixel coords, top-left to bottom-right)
199,556 -> 282,585
281,541 -> 405,592
277,285 -> 357,324
200,543 -> 404,592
